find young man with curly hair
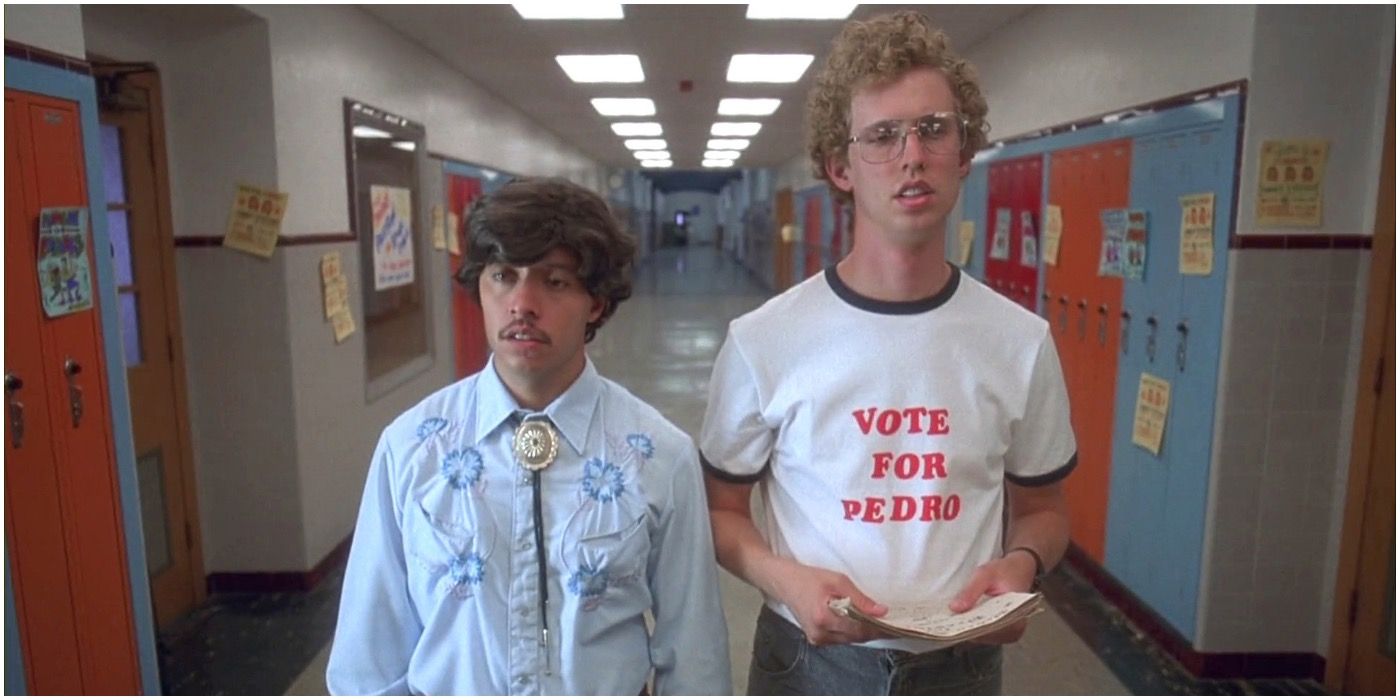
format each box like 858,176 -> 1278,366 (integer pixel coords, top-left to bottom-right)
328,178 -> 731,695
701,11 -> 1077,695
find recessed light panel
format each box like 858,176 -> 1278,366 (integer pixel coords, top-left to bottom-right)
513,2 -> 623,19
555,55 -> 644,83
704,150 -> 742,160
726,54 -> 814,83
591,98 -> 656,116
745,2 -> 856,20
707,139 -> 751,150
633,150 -> 671,160
702,159 -> 736,168
711,122 -> 762,137
611,122 -> 663,136
623,139 -> 668,150
718,98 -> 781,115
640,159 -> 673,168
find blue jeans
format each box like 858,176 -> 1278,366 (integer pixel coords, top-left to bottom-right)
746,606 -> 1003,695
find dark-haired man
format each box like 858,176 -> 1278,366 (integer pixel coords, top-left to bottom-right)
328,177 -> 731,695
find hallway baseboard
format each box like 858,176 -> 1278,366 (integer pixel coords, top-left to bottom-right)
1063,544 -> 1327,682
206,534 -> 352,594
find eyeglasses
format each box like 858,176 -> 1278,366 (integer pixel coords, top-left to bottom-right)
848,112 -> 968,164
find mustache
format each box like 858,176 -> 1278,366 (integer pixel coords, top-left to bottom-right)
499,321 -> 551,344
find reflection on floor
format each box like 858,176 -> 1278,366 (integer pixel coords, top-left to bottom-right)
159,246 -> 1329,695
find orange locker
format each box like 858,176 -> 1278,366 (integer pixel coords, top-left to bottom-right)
1045,140 -> 1130,562
5,89 -> 142,693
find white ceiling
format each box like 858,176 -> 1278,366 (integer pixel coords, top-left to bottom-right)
360,4 -> 1034,170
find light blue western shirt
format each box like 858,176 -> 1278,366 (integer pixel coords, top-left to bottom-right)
326,358 -> 732,695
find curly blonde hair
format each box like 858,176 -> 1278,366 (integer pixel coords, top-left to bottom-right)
806,10 -> 990,203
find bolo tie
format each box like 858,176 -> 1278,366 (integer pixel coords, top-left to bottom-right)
513,415 -> 560,674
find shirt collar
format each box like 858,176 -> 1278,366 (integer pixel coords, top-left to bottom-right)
473,356 -> 602,456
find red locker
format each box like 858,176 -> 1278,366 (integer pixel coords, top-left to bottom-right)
803,193 -> 822,278
5,89 -> 142,693
447,174 -> 488,379
1045,140 -> 1130,562
985,155 -> 1041,311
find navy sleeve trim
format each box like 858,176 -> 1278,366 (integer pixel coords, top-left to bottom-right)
699,450 -> 768,485
1006,451 -> 1078,487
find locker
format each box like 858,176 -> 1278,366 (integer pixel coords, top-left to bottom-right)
802,189 -> 823,278
447,173 -> 486,379
5,89 -> 142,693
984,155 -> 1042,311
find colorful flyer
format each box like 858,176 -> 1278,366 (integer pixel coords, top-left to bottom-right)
1132,373 -> 1171,456
1179,193 -> 1215,276
1042,205 -> 1063,266
37,207 -> 94,317
223,184 -> 288,259
431,204 -> 447,251
956,221 -> 975,266
370,185 -> 415,290
1123,209 -> 1148,281
1098,208 -> 1127,278
1256,139 -> 1328,227
447,210 -> 462,256
1019,210 -> 1038,268
990,208 -> 1011,260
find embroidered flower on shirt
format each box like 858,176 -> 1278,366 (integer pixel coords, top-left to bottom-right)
443,552 -> 486,597
416,417 -> 449,440
568,563 -> 608,604
442,448 -> 484,490
582,458 -> 626,503
625,433 -> 655,459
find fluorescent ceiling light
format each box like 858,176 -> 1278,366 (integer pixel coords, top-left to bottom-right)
640,159 -> 673,168
391,141 -> 416,152
711,122 -> 762,137
513,2 -> 623,19
705,150 -> 742,160
702,159 -> 736,168
555,55 -> 644,83
623,139 -> 668,150
707,139 -> 751,150
611,122 -> 663,136
352,125 -> 392,138
745,2 -> 857,20
591,98 -> 656,116
718,98 -> 781,115
727,54 -> 814,83
633,150 -> 670,160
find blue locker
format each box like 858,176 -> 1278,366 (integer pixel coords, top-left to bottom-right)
955,162 -> 990,281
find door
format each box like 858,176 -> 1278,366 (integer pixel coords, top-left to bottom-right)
96,66 -> 204,628
6,87 -> 142,694
446,173 -> 487,378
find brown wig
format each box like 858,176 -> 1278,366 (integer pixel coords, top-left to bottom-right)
454,177 -> 635,342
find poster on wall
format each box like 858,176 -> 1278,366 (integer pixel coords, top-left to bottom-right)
1018,211 -> 1038,267
371,184 -> 416,290
1097,208 -> 1127,277
1256,139 -> 1328,227
431,204 -> 447,251
990,207 -> 1012,260
37,207 -> 94,318
1122,209 -> 1148,281
223,183 -> 288,259
1179,192 -> 1216,276
1132,372 -> 1171,456
956,221 -> 975,266
1042,205 -> 1063,266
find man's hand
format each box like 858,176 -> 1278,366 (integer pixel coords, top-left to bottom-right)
768,558 -> 889,646
946,549 -> 1038,644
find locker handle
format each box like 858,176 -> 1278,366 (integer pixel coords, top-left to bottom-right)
4,373 -> 22,449
1057,296 -> 1068,332
1098,304 -> 1109,347
1120,311 -> 1131,354
1040,292 -> 1050,319
1145,316 -> 1159,364
1076,299 -> 1088,341
63,358 -> 83,428
1176,321 -> 1190,372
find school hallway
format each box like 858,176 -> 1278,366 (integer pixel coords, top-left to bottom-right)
151,245 -> 1311,696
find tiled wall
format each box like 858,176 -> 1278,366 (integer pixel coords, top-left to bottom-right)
1200,247 -> 1370,652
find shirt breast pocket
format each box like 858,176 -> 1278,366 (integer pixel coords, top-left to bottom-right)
568,510 -> 649,610
403,498 -> 486,603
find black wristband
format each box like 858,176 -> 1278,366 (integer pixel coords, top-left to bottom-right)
1006,546 -> 1045,577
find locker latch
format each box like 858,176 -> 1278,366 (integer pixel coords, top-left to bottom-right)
1057,296 -> 1069,332
1120,310 -> 1131,354
1176,321 -> 1190,372
1076,299 -> 1088,340
1146,316 -> 1159,363
63,358 -> 83,428
1040,292 -> 1050,318
4,373 -> 22,449
1098,304 -> 1109,347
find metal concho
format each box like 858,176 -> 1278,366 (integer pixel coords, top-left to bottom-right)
513,419 -> 559,472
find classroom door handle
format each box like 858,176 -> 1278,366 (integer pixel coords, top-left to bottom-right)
4,373 -> 22,449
